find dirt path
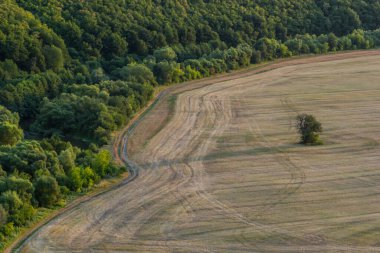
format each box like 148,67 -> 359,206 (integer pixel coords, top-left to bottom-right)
14,50 -> 380,252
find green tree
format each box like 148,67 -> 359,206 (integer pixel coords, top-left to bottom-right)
34,176 -> 60,207
59,148 -> 76,173
91,150 -> 112,177
102,33 -> 128,59
327,33 -> 338,51
43,45 -> 64,71
0,121 -> 23,146
0,191 -> 22,215
329,7 -> 361,36
0,205 -> 7,226
11,202 -> 35,226
0,59 -> 19,81
112,64 -> 156,85
81,167 -> 98,189
69,167 -> 83,192
1,222 -> 14,237
0,176 -> 33,202
154,47 -> 177,62
0,106 -> 23,146
296,114 -> 323,145
0,141 -> 48,175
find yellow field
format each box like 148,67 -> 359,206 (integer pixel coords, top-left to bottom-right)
17,51 -> 380,252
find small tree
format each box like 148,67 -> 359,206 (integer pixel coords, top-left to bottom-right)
296,114 -> 323,145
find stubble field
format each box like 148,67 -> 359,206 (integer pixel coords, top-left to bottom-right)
17,51 -> 380,252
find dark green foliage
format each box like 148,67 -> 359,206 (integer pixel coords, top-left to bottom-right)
0,106 -> 23,146
0,1 -> 68,73
296,114 -> 323,145
32,80 -> 153,145
327,33 -> 339,51
0,122 -> 22,146
0,141 -> 47,175
0,205 -> 7,226
0,191 -> 23,216
0,190 -> 35,226
153,61 -> 184,84
0,116 -> 122,239
102,33 -> 128,59
0,71 -> 63,118
0,176 -> 33,203
0,1 -> 377,136
34,176 -> 60,207
43,46 -> 65,72
31,94 -> 116,143
0,60 -> 20,81
14,0 -> 380,63
154,47 -> 177,62
111,64 -> 156,85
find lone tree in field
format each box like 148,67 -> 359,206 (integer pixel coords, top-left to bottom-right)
296,114 -> 323,145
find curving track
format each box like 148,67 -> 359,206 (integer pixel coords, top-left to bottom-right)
16,51 -> 380,252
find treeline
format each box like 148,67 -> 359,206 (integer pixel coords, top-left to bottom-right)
0,0 -> 380,247
1,29 -> 379,146
0,105 -> 124,244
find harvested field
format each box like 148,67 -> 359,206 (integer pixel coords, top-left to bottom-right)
16,51 -> 380,252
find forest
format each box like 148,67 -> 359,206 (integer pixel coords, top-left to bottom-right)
0,0 -> 380,247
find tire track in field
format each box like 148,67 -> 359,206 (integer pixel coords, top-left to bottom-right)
170,79 -> 318,249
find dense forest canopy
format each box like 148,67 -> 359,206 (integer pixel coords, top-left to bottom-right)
0,0 -> 380,246
13,0 -> 380,59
